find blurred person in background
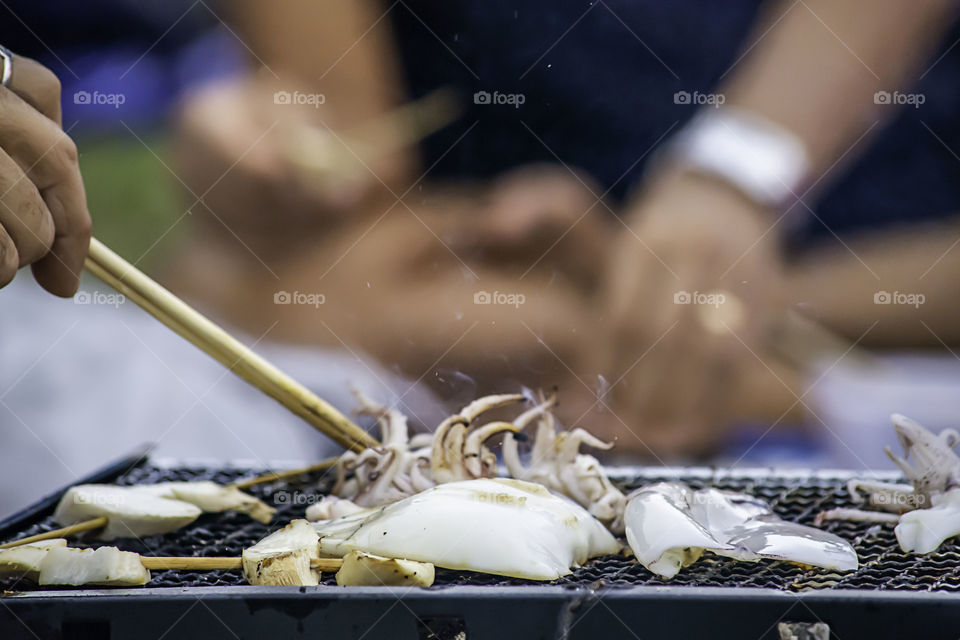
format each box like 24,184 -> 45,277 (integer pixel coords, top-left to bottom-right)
170,0 -> 960,457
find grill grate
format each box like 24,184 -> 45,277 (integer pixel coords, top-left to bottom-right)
3,462 -> 958,593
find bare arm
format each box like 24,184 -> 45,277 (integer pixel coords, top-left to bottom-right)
232,0 -> 405,131
722,0 -> 956,175
787,219 -> 960,346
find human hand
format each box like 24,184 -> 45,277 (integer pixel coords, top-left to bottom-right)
467,164 -> 615,287
0,53 -> 91,295
173,75 -> 414,256
601,170 -> 788,455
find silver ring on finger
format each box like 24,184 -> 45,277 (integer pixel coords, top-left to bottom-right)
0,45 -> 14,87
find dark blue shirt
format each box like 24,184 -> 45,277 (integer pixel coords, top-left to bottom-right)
391,1 -> 960,245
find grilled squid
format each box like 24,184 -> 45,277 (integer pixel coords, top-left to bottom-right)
502,393 -> 627,533
312,478 -> 620,581
817,414 -> 960,554
625,483 -> 858,578
308,393 -> 525,519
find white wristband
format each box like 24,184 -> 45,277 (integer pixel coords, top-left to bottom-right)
662,108 -> 811,211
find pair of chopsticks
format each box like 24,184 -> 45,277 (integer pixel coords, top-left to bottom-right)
84,238 -> 378,453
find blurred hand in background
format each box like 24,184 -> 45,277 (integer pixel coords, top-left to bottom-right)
602,169 -> 787,455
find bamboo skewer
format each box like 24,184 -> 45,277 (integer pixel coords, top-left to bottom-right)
0,457 -> 343,548
140,556 -> 342,572
230,457 -> 339,490
84,238 -> 378,452
0,517 -> 109,549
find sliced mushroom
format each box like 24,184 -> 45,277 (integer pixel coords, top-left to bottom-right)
243,519 -> 321,586
336,551 -> 434,587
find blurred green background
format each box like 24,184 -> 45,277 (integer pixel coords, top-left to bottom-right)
78,132 -> 185,271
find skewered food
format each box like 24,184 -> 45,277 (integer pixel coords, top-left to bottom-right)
242,519 -> 322,586
0,539 -> 67,582
54,482 -> 274,541
502,394 -> 627,533
3,538 -> 343,588
55,485 -> 203,540
308,393 -> 525,518
816,414 -> 960,553
625,483 -> 857,578
38,546 -> 151,586
336,551 -> 435,587
138,481 -> 275,523
429,393 -> 525,483
312,478 -> 620,581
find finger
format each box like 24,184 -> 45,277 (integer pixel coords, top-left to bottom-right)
0,145 -> 55,264
0,223 -> 18,287
0,88 -> 90,296
485,166 -> 599,242
30,169 -> 91,297
6,55 -> 62,125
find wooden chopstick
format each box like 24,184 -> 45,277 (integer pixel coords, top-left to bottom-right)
84,238 -> 378,452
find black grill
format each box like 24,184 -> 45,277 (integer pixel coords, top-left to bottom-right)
3,457 -> 960,640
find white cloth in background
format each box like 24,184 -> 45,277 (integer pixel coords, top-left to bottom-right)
0,275 -> 446,519
809,353 -> 960,470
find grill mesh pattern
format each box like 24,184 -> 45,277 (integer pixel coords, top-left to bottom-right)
4,463 -> 960,592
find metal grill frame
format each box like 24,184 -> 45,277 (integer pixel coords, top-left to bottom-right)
3,455 -> 960,640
